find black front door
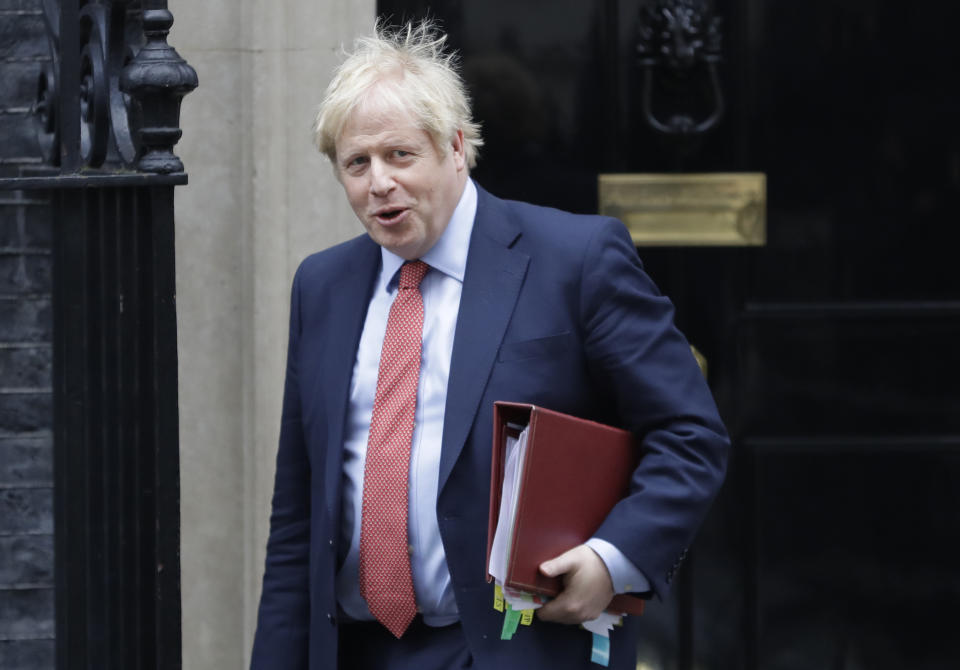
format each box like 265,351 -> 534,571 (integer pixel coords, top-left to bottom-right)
378,2 -> 960,668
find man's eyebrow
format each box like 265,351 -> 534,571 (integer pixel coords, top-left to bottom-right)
377,137 -> 420,148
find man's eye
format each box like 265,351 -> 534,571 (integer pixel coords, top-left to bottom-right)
394,150 -> 411,158
346,156 -> 367,169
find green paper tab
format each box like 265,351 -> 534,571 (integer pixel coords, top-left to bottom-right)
590,633 -> 610,667
501,606 -> 522,640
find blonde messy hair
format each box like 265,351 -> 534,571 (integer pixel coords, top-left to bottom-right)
313,19 -> 483,169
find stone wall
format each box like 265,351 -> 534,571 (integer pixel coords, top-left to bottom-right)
168,1 -> 373,666
0,1 -> 55,668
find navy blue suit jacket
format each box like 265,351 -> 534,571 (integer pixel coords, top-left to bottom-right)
250,185 -> 729,669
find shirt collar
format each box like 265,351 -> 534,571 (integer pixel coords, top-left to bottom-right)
378,178 -> 477,293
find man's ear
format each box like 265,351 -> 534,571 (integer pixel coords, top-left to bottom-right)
450,129 -> 466,171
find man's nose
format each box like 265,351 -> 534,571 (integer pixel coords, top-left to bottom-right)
368,159 -> 395,196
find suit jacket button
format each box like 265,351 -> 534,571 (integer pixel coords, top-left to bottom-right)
327,613 -> 336,626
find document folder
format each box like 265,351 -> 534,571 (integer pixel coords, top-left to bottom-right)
486,401 -> 646,616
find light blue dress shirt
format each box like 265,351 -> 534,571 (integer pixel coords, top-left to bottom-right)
336,179 -> 648,626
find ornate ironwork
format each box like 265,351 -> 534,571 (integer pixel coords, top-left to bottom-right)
635,0 -> 724,137
121,8 -> 198,173
36,0 -> 62,164
34,0 -> 197,174
79,3 -> 111,165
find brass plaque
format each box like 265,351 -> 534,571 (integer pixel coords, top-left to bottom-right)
598,173 -> 766,246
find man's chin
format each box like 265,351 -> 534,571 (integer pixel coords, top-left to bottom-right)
387,245 -> 426,261
372,234 -> 423,260
364,225 -> 420,259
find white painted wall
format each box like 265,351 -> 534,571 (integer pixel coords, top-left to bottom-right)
166,1 -> 374,666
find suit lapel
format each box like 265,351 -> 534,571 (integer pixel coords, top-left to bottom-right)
321,238 -> 380,519
439,188 -> 528,494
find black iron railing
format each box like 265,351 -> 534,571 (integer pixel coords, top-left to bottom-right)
0,1 -> 196,668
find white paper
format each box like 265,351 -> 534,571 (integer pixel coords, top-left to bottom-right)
581,611 -> 622,637
488,425 -> 529,582
502,584 -> 544,611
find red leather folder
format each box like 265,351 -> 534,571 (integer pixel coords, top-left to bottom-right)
486,402 -> 646,616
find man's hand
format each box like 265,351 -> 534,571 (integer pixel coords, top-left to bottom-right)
536,544 -> 615,624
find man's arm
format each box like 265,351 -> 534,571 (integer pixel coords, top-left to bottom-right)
250,268 -> 312,668
540,217 -> 729,620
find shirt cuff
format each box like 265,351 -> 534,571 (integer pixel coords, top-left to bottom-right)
585,537 -> 651,594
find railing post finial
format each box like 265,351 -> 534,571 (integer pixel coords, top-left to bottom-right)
120,9 -> 198,174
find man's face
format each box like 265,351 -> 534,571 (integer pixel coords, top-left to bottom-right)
335,100 -> 467,260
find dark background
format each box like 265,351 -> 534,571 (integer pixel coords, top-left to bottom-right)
374,1 -> 960,668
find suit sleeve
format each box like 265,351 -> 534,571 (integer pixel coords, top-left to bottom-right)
250,266 -> 311,668
580,218 -> 730,599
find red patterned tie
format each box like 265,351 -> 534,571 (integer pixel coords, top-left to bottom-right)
358,260 -> 429,638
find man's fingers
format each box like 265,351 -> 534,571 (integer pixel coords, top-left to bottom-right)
535,545 -> 615,624
538,558 -> 561,578
538,590 -> 593,624
538,547 -> 577,578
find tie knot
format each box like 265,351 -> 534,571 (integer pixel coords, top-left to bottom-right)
398,260 -> 429,289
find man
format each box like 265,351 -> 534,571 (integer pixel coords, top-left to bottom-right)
251,20 -> 728,670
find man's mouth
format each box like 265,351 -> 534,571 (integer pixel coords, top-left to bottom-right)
374,208 -> 408,225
